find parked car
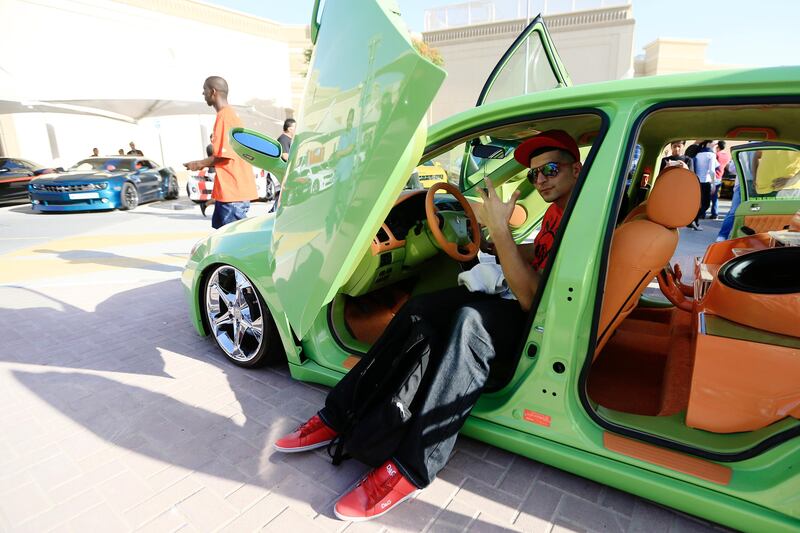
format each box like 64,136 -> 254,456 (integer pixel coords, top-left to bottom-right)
415,160 -> 448,189
0,157 -> 58,204
29,156 -> 179,212
183,2 -> 800,531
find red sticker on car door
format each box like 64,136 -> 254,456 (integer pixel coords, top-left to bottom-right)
523,409 -> 551,427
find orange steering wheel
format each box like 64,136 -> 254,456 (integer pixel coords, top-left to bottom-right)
656,262 -> 694,311
425,182 -> 481,262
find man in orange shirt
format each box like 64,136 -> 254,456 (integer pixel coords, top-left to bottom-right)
184,76 -> 257,229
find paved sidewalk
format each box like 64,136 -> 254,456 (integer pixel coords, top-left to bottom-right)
0,204 -> 732,532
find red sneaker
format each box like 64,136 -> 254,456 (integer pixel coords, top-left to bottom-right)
274,414 -> 337,453
334,460 -> 420,521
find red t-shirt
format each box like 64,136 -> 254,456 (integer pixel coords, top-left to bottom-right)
211,106 -> 257,202
530,203 -> 563,271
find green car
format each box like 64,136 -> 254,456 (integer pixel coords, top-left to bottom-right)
183,1 -> 800,530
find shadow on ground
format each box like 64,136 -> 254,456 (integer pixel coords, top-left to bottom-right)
4,279 -> 531,529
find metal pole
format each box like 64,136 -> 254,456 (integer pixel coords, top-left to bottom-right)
158,131 -> 165,167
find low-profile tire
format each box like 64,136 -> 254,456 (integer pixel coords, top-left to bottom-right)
202,264 -> 285,367
165,176 -> 179,200
265,178 -> 275,202
119,182 -> 139,210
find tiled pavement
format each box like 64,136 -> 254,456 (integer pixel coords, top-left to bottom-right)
0,205 -> 733,532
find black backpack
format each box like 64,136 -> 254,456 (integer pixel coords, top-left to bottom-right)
328,315 -> 435,467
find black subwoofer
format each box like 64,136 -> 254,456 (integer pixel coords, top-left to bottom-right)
718,247 -> 800,294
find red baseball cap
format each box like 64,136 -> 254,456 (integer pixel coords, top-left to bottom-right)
513,129 -> 580,167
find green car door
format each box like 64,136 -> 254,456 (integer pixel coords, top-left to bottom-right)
270,0 -> 446,337
475,14 -> 571,108
458,14 -> 573,228
731,142 -> 800,237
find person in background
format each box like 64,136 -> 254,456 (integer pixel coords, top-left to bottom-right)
716,157 -> 742,242
270,118 -> 294,213
277,118 -> 295,162
684,141 -> 700,159
127,142 -> 143,156
91,147 -> 100,157
659,140 -> 694,172
184,76 -> 257,229
692,140 -> 718,230
710,140 -> 730,219
118,148 -> 125,156
205,134 -> 214,163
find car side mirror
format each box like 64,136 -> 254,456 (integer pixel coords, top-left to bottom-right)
471,142 -> 505,160
230,127 -> 288,177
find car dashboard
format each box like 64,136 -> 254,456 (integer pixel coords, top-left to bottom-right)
340,190 -> 465,296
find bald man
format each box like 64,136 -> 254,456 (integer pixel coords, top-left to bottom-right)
184,76 -> 257,228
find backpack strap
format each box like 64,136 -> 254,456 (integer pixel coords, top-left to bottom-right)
327,436 -> 350,465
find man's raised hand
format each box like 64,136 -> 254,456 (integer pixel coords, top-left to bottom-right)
476,177 -> 521,236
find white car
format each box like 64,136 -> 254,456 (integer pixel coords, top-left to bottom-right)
186,168 -> 276,203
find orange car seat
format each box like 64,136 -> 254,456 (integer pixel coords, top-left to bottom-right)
595,168 -> 700,357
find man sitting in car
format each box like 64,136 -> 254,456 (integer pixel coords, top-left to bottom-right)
273,130 -> 582,522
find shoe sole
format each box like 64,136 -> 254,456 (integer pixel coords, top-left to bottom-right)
273,439 -> 333,453
333,489 -> 421,522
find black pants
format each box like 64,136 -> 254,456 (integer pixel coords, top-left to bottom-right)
696,182 -> 712,224
319,286 -> 525,488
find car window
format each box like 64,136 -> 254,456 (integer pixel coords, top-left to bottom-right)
425,142 -> 477,188
480,28 -> 561,107
739,148 -> 800,199
72,158 -> 135,171
0,159 -> 25,171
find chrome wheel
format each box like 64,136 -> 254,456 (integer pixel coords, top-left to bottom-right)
205,265 -> 265,363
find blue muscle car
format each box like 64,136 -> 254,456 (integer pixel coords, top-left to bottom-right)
28,156 -> 179,212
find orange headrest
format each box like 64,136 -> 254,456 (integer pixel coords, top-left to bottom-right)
646,167 -> 700,228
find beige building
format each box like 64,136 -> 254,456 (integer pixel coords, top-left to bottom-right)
423,3 -> 636,123
634,38 -> 738,77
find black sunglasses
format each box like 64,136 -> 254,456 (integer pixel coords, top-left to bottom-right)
526,161 -> 563,182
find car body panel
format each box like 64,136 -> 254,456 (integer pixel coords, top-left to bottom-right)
182,215 -> 304,366
0,157 -> 50,204
28,157 -> 176,212
269,0 -> 446,336
186,169 -> 275,203
731,142 -> 800,237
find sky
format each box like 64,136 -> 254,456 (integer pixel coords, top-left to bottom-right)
205,0 -> 800,68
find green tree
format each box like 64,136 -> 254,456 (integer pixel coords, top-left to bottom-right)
412,38 -> 444,67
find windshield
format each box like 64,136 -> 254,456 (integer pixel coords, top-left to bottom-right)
71,158 -> 135,172
0,158 -> 37,171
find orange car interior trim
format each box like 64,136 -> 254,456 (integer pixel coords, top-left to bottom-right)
342,355 -> 361,370
742,214 -> 796,235
371,223 -> 405,254
604,432 -> 732,486
687,327 -> 800,433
